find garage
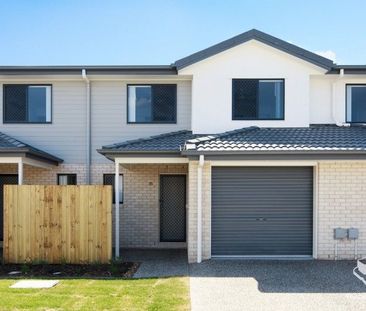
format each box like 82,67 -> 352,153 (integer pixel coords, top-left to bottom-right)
211,166 -> 313,257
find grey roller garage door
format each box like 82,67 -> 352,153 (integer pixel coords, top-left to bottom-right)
212,167 -> 313,257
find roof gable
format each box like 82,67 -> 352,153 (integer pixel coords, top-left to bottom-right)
174,29 -> 334,70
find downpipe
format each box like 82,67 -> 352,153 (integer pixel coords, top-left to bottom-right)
82,69 -> 91,184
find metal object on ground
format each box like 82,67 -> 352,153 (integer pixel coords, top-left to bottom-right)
353,259 -> 366,285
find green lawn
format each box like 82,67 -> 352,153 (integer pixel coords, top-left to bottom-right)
0,277 -> 190,311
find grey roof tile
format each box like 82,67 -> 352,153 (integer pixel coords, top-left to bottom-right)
100,125 -> 366,156
101,130 -> 198,153
185,125 -> 366,152
0,132 -> 63,163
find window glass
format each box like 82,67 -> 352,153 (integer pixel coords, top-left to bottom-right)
128,84 -> 176,123
103,174 -> 123,203
4,85 -> 51,123
57,174 -> 77,185
232,79 -> 284,120
347,85 -> 366,123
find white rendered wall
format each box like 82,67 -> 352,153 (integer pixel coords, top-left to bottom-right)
179,40 -> 326,134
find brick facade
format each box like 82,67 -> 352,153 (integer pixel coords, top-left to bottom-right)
108,164 -> 188,248
187,161 -> 211,263
317,161 -> 366,259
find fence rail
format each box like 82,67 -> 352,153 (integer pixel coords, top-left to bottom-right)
3,185 -> 112,264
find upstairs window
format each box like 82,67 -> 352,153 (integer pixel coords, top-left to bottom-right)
127,84 -> 176,123
232,79 -> 284,120
346,85 -> 366,123
3,85 -> 52,123
57,174 -> 77,185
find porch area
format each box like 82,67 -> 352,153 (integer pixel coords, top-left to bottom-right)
113,160 -> 189,258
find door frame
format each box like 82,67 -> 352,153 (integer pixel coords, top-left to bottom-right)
210,162 -> 318,259
0,174 -> 18,243
159,174 -> 187,243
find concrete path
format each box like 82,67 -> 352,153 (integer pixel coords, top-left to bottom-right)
189,260 -> 366,311
122,249 -> 188,278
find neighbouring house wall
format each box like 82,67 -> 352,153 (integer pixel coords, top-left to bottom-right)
0,81 -> 87,163
317,161 -> 366,259
179,40 -> 326,134
188,161 -> 211,263
309,76 -> 366,124
91,80 -> 192,164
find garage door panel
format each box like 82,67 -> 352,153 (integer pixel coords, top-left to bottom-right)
211,167 -> 313,256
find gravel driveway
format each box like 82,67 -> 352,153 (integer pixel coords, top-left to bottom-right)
189,260 -> 366,311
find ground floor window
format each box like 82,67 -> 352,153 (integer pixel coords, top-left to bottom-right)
103,174 -> 123,203
57,174 -> 77,185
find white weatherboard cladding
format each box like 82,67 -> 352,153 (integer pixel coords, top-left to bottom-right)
310,76 -> 366,124
179,40 -> 326,133
91,80 -> 191,163
0,81 -> 87,163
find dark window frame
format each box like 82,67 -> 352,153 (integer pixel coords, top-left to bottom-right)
127,84 -> 177,124
103,173 -> 123,204
345,83 -> 366,123
57,174 -> 77,185
232,78 -> 285,121
3,84 -> 53,124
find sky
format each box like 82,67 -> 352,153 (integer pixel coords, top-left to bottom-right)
0,0 -> 366,66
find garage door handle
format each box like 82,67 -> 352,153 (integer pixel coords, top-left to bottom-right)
256,218 -> 267,221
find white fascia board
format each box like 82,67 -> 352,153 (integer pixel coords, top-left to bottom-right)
115,157 -> 189,164
210,160 -> 318,166
0,157 -> 22,164
22,157 -> 55,169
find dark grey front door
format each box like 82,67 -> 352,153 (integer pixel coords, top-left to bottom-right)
212,167 -> 313,257
160,175 -> 186,242
0,175 -> 18,241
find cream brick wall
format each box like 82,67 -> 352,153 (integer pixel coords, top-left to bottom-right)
0,164 -> 87,185
187,161 -> 211,263
317,161 -> 366,259
92,163 -> 188,248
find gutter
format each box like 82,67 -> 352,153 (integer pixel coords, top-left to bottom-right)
82,69 -> 91,184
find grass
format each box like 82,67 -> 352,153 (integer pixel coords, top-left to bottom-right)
0,277 -> 190,310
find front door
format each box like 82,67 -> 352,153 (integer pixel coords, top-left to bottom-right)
0,175 -> 18,241
160,175 -> 186,242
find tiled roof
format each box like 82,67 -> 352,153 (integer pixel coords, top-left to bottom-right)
101,130 -> 198,153
0,132 -> 63,163
184,125 -> 366,152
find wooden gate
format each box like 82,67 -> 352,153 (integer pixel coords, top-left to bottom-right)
3,185 -> 112,264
